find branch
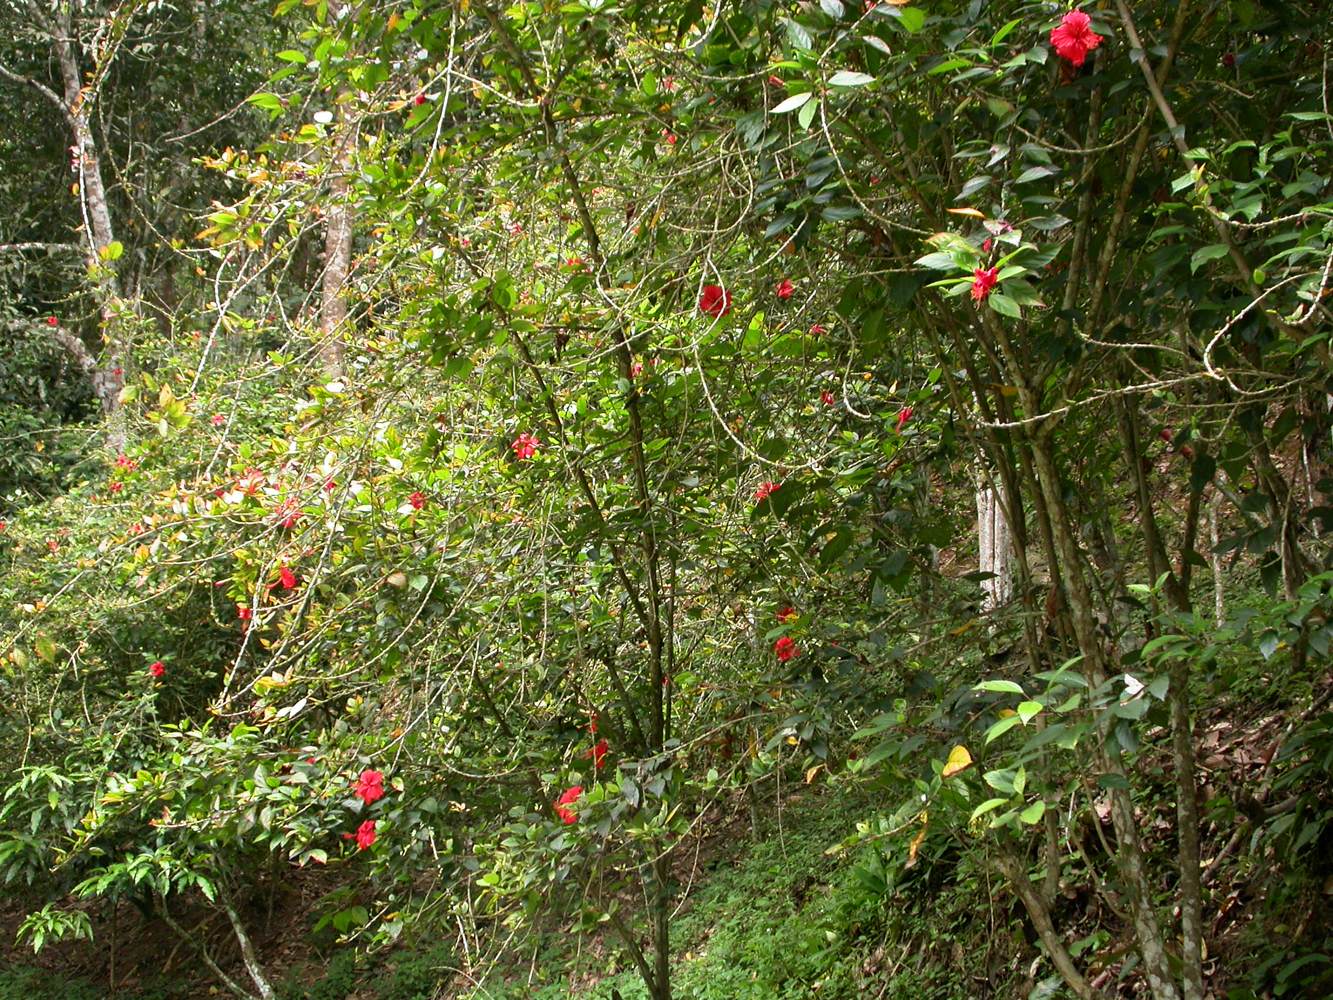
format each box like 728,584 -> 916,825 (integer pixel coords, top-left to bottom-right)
0,60 -> 72,122
0,242 -> 81,254
157,898 -> 259,1000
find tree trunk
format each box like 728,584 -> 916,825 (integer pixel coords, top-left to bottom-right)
976,476 -> 1012,611
318,0 -> 353,375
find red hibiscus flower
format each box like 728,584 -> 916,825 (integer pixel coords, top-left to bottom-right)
278,565 -> 298,590
555,785 -> 583,824
775,279 -> 794,300
237,604 -> 252,621
409,491 -> 426,510
896,406 -> 913,432
753,481 -> 780,502
353,769 -> 385,805
275,499 -> 303,529
512,432 -> 541,461
343,819 -> 376,850
149,660 -> 165,678
971,267 -> 999,303
1050,10 -> 1103,68
777,606 -> 798,624
46,316 -> 58,327
774,636 -> 798,662
587,739 -> 609,770
821,390 -> 836,406
698,284 -> 732,318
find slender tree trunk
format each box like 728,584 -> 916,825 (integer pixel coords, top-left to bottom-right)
47,5 -> 127,444
976,476 -> 1012,611
318,0 -> 353,375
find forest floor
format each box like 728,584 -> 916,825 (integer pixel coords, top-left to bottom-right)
3,679 -> 1331,1000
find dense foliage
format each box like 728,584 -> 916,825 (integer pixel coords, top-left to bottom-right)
2,2 -> 1332,998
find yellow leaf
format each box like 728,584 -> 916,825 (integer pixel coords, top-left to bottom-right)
946,207 -> 986,219
942,745 -> 973,779
805,764 -> 824,784
998,707 -> 1017,719
907,818 -> 928,864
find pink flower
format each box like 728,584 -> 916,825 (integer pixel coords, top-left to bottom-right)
753,481 -> 780,502
809,323 -> 827,335
509,222 -> 523,236
662,76 -> 676,92
768,75 -> 784,87
630,361 -> 644,378
896,406 -> 913,432
211,413 -> 226,426
698,284 -> 732,318
820,390 -> 836,406
353,769 -> 385,805
565,256 -> 586,270
409,491 -> 426,510
775,279 -> 794,300
237,604 -> 252,621
774,636 -> 798,662
971,267 -> 999,303
343,819 -> 376,850
149,660 -> 165,678
512,433 -> 541,461
115,453 -> 137,470
555,785 -> 583,824
661,128 -> 677,146
108,481 -> 123,493
275,499 -> 303,529
1050,10 -> 1103,68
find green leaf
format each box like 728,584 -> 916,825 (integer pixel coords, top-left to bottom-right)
970,797 -> 1011,821
829,71 -> 875,88
1016,700 -> 1043,724
1190,244 -> 1230,273
1019,800 -> 1046,825
975,679 -> 1024,694
773,92 -> 813,114
797,97 -> 820,130
986,715 -> 1022,744
988,293 -> 1021,318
